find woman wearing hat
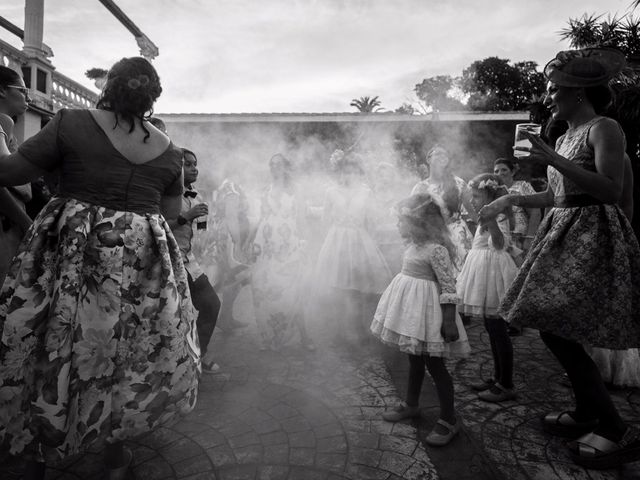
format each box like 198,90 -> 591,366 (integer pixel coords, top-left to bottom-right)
480,47 -> 640,470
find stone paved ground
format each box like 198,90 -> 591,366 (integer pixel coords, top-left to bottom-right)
2,288 -> 640,479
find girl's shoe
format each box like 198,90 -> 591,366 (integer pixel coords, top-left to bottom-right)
470,378 -> 495,392
381,402 -> 420,422
478,383 -> 516,402
425,418 -> 461,447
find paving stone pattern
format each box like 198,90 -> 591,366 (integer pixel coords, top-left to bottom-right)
2,290 -> 640,480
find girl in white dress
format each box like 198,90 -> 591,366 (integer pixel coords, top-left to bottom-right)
315,151 -> 391,341
457,174 -> 518,402
371,193 -> 469,447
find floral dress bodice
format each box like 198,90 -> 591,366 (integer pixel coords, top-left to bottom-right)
548,117 -> 603,198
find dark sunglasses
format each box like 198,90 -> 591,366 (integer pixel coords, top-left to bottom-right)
6,85 -> 30,97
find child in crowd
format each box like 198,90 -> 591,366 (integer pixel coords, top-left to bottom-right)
168,149 -> 221,373
315,151 -> 391,342
457,174 -> 518,402
372,193 -> 469,447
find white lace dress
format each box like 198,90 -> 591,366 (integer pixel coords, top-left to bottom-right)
370,243 -> 470,357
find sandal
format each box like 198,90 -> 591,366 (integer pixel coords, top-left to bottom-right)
542,411 -> 598,438
568,428 -> 640,470
425,417 -> 461,447
477,383 -> 516,403
381,402 -> 420,422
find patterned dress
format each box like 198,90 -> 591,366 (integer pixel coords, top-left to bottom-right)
508,180 -> 537,238
500,116 -> 640,349
194,180 -> 252,289
251,187 -> 307,349
371,243 -> 469,357
0,109 -> 199,462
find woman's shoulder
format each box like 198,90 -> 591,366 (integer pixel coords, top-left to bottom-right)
588,116 -> 624,139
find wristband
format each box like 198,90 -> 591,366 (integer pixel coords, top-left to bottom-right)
177,215 -> 188,225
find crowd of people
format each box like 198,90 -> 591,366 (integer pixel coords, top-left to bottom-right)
0,45 -> 638,478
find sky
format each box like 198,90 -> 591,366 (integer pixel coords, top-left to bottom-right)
1,0 -> 632,113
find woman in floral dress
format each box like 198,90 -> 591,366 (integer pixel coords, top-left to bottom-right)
251,154 -> 315,351
0,57 -> 199,480
480,48 -> 640,470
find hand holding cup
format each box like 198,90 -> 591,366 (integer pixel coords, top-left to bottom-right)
513,130 -> 557,167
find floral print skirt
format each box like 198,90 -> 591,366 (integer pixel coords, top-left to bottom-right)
0,198 -> 200,462
500,204 -> 640,349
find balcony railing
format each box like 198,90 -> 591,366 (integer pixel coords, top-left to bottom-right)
52,72 -> 99,111
1,37 -> 98,113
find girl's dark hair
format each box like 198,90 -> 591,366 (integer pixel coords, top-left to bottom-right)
0,66 -> 21,88
494,157 -> 516,171
584,85 -> 613,115
396,194 -> 457,263
468,173 -> 513,230
425,145 -> 461,215
96,57 -> 162,142
182,148 -> 197,160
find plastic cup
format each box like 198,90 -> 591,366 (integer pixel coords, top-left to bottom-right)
514,123 -> 542,158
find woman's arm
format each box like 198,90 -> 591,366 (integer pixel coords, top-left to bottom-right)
160,195 -> 182,221
0,139 -> 47,186
519,119 -> 625,204
479,187 -> 553,223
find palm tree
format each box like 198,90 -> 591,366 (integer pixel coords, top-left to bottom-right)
350,96 -> 383,113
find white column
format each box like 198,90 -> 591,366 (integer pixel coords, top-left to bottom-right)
23,0 -> 45,56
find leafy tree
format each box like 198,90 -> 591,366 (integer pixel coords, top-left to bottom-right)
413,75 -> 461,111
350,96 -> 383,113
394,103 -> 416,115
460,57 -> 545,111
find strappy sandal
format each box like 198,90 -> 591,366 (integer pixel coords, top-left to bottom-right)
568,428 -> 640,470
425,418 -> 461,447
541,411 -> 598,438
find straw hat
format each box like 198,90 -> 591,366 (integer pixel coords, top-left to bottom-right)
544,47 -> 626,87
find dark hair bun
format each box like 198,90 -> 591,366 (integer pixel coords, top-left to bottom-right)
97,57 -> 162,119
